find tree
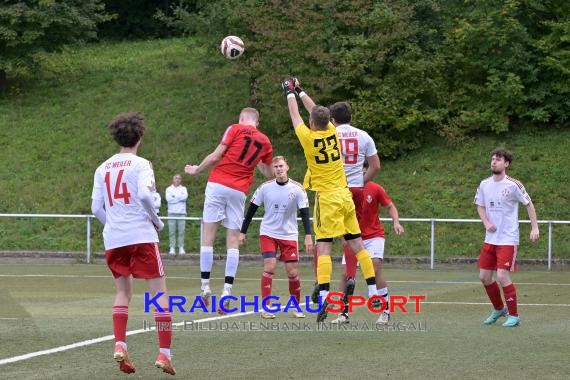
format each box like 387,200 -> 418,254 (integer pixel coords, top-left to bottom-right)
0,0 -> 109,88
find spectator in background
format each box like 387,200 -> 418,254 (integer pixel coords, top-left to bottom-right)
165,174 -> 188,256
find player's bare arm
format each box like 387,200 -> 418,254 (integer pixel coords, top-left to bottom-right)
257,162 -> 274,179
185,144 -> 228,175
477,205 -> 496,232
291,77 -> 316,113
363,154 -> 381,184
526,200 -> 539,241
384,202 -> 404,235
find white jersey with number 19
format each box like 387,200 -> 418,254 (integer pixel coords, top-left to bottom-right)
335,123 -> 377,188
92,153 -> 159,249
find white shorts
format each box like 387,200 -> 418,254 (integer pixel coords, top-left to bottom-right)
342,237 -> 386,264
203,182 -> 246,229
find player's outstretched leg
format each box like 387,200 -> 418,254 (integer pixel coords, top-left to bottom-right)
316,254 -> 333,322
112,278 -> 135,374
200,246 -> 214,307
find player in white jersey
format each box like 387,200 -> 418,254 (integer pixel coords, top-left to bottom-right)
474,148 -> 539,328
91,113 -> 175,375
328,101 -> 382,298
239,156 -> 313,319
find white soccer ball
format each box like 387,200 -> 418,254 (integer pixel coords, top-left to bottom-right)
220,36 -> 245,60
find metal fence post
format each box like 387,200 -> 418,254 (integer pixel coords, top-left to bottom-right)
86,216 -> 92,264
430,219 -> 435,270
548,222 -> 552,271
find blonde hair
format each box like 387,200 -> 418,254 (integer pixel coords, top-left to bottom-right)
239,107 -> 259,123
272,155 -> 288,164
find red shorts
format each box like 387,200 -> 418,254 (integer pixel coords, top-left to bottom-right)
259,235 -> 299,262
105,242 -> 165,279
478,243 -> 518,272
349,187 -> 365,221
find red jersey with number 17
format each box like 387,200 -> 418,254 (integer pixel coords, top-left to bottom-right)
359,181 -> 392,240
208,124 -> 273,194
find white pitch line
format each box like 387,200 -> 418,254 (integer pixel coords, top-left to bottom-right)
2,298 -> 570,366
0,273 -> 569,287
0,303 -> 273,366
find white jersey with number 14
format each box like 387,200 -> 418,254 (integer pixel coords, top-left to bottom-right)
92,153 -> 159,249
336,123 -> 377,188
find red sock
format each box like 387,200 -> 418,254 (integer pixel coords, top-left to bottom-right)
484,282 -> 504,311
313,246 -> 318,278
502,284 -> 518,317
343,245 -> 358,279
261,271 -> 274,305
154,308 -> 172,349
288,274 -> 301,303
112,306 -> 128,344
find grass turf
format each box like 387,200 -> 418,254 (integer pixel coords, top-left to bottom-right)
0,262 -> 569,379
1,37 -> 570,258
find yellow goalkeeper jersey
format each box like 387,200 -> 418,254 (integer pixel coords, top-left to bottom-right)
295,122 -> 348,192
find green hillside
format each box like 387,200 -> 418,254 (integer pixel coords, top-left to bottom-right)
1,38 -> 569,259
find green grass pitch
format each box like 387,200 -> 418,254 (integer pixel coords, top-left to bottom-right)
1,262 -> 569,379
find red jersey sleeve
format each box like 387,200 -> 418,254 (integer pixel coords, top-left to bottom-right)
376,185 -> 392,207
261,139 -> 273,165
220,125 -> 238,145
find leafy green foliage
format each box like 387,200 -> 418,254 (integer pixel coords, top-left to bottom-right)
0,0 -> 109,80
163,0 -> 570,157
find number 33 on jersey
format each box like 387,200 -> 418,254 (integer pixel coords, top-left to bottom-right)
294,122 -> 347,192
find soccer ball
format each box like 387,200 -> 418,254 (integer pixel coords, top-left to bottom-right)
220,36 -> 245,60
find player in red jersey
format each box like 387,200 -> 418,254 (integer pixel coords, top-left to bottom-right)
91,113 -> 175,375
185,108 -> 273,312
332,162 -> 404,324
475,148 -> 539,327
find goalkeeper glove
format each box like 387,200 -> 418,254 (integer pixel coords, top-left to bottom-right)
290,77 -> 304,95
281,79 -> 296,96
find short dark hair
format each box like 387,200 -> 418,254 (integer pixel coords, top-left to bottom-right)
311,106 -> 330,130
329,102 -> 352,124
491,148 -> 513,164
108,112 -> 145,148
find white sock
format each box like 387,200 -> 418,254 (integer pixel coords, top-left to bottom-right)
367,284 -> 378,297
378,287 -> 389,297
225,248 -> 239,278
201,279 -> 210,287
115,341 -> 127,350
224,283 -> 233,290
200,246 -> 213,272
159,348 -> 171,358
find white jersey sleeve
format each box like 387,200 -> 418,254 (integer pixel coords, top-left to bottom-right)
296,186 -> 309,209
251,183 -> 266,206
92,167 -> 105,201
137,160 -> 156,194
474,184 -> 485,207
513,181 -> 531,205
362,132 -> 377,157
